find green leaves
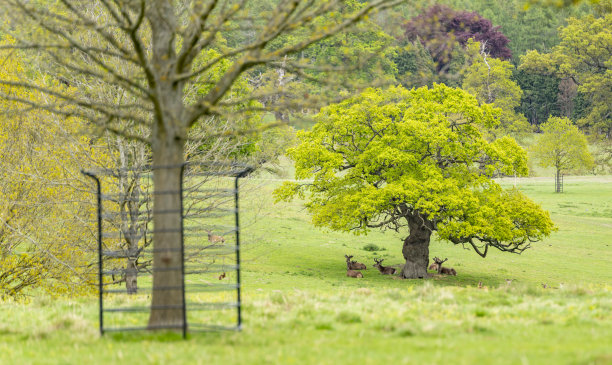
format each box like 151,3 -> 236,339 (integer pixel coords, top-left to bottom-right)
533,116 -> 594,174
276,83 -> 554,256
519,13 -> 612,138
463,40 -> 532,141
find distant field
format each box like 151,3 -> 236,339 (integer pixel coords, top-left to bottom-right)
1,171 -> 611,365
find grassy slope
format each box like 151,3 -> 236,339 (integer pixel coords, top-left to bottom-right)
1,172 -> 611,364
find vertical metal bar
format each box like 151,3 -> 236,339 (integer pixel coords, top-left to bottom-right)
82,171 -> 104,336
234,168 -> 251,330
234,173 -> 242,330
180,164 -> 187,339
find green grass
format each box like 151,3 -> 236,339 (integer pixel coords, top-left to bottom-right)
1,171 -> 611,364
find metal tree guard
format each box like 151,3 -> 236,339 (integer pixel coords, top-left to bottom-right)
555,172 -> 564,193
82,162 -> 251,338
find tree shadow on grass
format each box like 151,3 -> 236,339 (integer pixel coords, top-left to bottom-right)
402,271 -> 513,290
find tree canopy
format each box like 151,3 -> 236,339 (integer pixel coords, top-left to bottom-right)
0,48 -> 99,298
532,116 -> 594,187
275,84 -> 555,278
462,41 -> 531,141
520,13 -> 612,138
403,5 -> 511,73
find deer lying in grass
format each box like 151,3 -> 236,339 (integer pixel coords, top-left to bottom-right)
207,230 -> 225,243
346,269 -> 364,278
373,258 -> 396,275
345,255 -> 364,278
431,257 -> 457,276
441,267 -> 457,275
345,255 -> 366,270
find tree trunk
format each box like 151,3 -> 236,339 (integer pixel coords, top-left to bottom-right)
147,135 -> 185,329
401,217 -> 433,279
126,257 -> 138,294
147,1 -> 185,327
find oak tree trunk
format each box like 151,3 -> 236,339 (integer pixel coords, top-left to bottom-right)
147,134 -> 185,329
401,217 -> 433,279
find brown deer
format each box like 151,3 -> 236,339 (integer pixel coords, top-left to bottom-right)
440,267 -> 457,276
207,230 -> 225,243
346,269 -> 364,278
345,255 -> 366,270
432,257 -> 457,276
373,258 -> 396,275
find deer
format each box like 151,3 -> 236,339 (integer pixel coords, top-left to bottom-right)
346,269 -> 364,278
440,267 -> 457,276
345,255 -> 366,270
206,230 -> 225,243
373,258 -> 396,275
431,257 -> 457,276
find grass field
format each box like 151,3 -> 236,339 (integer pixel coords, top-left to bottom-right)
1,168 -> 611,364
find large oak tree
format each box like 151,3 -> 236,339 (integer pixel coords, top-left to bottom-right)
275,84 -> 555,278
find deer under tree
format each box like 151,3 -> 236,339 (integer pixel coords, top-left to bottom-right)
373,258 -> 396,275
345,255 -> 366,270
441,267 -> 456,275
273,85 -> 556,282
431,257 -> 457,276
430,257 -> 447,273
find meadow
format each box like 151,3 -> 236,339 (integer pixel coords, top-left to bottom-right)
0,169 -> 611,364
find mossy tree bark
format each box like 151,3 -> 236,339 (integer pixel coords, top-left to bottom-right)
401,216 -> 433,279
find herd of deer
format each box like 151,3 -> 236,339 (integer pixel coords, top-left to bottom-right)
206,231 -> 460,280
345,255 -> 394,278
345,254 -> 457,278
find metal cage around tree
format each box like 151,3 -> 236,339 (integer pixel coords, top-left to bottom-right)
82,162 -> 251,338
555,172 -> 564,193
